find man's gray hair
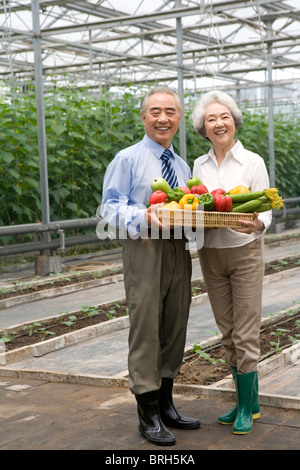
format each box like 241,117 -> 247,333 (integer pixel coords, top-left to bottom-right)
192,90 -> 242,139
140,86 -> 183,117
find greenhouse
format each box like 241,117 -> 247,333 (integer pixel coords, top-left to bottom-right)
0,1 -> 300,452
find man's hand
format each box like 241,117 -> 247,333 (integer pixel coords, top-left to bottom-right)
234,212 -> 265,234
144,203 -> 164,229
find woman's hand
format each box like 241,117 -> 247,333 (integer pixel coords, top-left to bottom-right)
234,212 -> 265,234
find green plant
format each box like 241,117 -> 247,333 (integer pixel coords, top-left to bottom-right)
189,343 -> 226,381
80,304 -> 98,324
0,331 -> 17,343
37,328 -> 55,341
105,309 -> 116,320
269,328 -> 291,352
62,315 -> 77,329
288,334 -> 300,344
191,286 -> 202,296
23,322 -> 43,337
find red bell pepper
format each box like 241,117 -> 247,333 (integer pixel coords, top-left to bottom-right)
149,190 -> 168,205
211,188 -> 226,196
190,184 -> 209,195
213,194 -> 233,212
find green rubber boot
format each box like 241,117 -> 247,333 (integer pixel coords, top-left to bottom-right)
218,368 -> 260,425
232,371 -> 256,435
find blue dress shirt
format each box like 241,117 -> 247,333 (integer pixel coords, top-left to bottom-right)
100,134 -> 191,237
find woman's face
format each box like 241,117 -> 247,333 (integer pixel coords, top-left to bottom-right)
204,102 -> 236,148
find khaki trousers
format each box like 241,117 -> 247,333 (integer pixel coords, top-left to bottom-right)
198,238 -> 264,373
122,237 -> 192,395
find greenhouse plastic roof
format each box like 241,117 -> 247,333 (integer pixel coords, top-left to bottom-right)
1,0 -> 300,100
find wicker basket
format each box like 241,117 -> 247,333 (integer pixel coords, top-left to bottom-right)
157,208 -> 254,229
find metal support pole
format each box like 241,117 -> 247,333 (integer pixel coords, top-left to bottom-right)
267,20 -> 275,188
175,0 -> 186,162
31,1 -> 50,227
89,30 -> 93,77
31,0 -> 51,253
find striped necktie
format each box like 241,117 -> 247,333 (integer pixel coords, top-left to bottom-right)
161,149 -> 178,189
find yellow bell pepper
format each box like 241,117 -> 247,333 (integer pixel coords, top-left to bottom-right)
179,194 -> 199,210
164,201 -> 181,209
226,185 -> 250,195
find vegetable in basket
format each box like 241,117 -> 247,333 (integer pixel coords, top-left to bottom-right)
148,190 -> 168,205
227,190 -> 265,203
229,188 -> 284,212
225,185 -> 250,195
167,187 -> 186,203
213,193 -> 232,212
179,186 -> 191,194
197,193 -> 215,211
150,177 -> 171,194
190,184 -> 209,195
231,199 -> 262,213
187,177 -> 202,189
211,188 -> 226,196
179,194 -> 199,210
164,201 -> 181,209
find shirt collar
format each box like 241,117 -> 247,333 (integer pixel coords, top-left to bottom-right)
205,139 -> 245,165
230,140 -> 245,164
143,134 -> 175,160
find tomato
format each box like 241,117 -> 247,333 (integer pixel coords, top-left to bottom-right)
148,190 -> 168,205
179,186 -> 191,194
190,184 -> 209,195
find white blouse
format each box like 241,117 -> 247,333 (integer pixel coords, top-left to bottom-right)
193,140 -> 272,248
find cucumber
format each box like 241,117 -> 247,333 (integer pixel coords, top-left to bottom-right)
231,199 -> 262,213
255,203 -> 272,212
231,202 -> 244,209
227,190 -> 265,203
257,195 -> 268,203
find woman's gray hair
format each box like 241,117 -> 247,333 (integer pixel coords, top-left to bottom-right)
140,86 -> 183,117
192,90 -> 242,139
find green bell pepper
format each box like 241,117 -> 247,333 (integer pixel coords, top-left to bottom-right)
197,193 -> 215,211
167,187 -> 186,203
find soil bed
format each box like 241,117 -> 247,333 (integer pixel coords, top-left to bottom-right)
177,311 -> 300,386
1,299 -> 128,352
0,266 -> 123,300
1,302 -> 299,386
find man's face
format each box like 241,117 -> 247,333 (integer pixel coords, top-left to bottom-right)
140,92 -> 182,148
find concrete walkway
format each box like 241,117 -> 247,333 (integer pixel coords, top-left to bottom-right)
0,375 -> 299,450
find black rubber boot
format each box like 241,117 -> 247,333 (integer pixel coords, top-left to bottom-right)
159,378 -> 200,429
135,390 -> 176,446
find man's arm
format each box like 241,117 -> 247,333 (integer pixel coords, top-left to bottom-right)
100,155 -> 149,237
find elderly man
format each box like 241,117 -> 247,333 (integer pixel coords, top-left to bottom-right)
101,86 -> 200,446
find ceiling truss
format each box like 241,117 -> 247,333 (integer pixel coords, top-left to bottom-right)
0,0 -> 299,100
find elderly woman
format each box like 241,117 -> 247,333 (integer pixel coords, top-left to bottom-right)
192,90 -> 272,435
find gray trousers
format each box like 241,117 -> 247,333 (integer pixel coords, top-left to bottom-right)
198,238 -> 264,374
122,237 -> 192,395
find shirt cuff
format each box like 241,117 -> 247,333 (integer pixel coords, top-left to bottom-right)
257,210 -> 272,235
129,208 -> 149,234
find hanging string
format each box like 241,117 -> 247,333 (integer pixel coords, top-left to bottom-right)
2,0 -> 14,84
250,0 -> 267,61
